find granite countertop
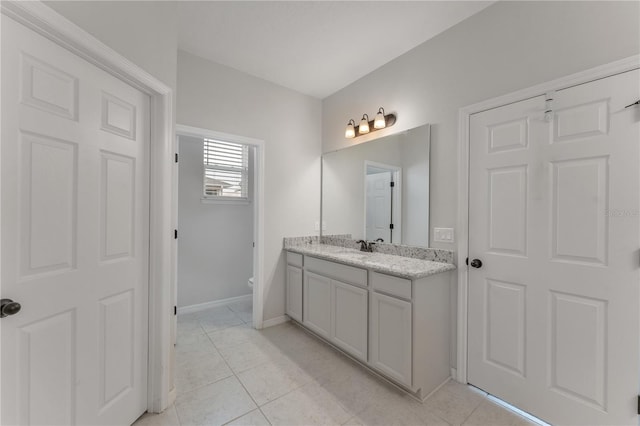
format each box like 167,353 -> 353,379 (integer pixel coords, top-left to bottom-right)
286,244 -> 456,280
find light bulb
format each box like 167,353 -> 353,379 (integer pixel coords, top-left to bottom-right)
345,119 -> 356,138
374,107 -> 386,129
359,114 -> 370,134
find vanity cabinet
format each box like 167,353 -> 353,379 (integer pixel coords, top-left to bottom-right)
370,291 -> 412,387
303,271 -> 332,338
303,256 -> 368,361
332,280 -> 368,361
285,249 -> 451,400
286,252 -> 303,322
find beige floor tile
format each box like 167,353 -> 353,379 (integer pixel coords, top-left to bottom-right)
176,330 -> 213,351
208,324 -> 268,351
197,306 -> 245,333
177,313 -> 204,337
176,376 -> 257,426
227,299 -> 254,324
225,409 -> 271,426
342,417 -> 365,426
175,349 -> 233,394
236,358 -> 314,406
419,381 -> 486,426
290,345 -> 358,384
320,367 -> 392,416
133,405 -> 181,426
341,391 -> 426,426
260,381 -> 351,426
218,339 -> 282,373
462,400 -> 536,426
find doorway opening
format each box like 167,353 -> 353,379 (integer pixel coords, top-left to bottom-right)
175,125 -> 264,331
364,161 -> 402,244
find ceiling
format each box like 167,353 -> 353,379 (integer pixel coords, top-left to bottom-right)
177,1 -> 494,99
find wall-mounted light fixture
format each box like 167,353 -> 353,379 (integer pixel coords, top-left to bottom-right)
345,107 -> 396,139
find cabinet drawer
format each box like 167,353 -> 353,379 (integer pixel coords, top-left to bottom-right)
371,272 -> 412,300
305,256 -> 367,287
286,251 -> 303,267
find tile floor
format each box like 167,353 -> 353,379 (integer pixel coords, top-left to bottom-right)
134,300 -> 537,426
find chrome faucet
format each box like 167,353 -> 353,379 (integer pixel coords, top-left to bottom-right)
356,240 -> 376,252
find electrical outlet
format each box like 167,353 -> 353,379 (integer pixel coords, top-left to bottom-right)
433,227 -> 454,243
322,221 -> 327,231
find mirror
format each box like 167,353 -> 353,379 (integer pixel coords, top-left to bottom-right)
322,124 -> 430,247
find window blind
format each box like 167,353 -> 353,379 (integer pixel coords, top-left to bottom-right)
203,138 -> 249,199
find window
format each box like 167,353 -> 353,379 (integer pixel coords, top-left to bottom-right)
203,138 -> 249,201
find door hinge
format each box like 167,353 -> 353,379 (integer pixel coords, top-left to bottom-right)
175,153 -> 179,163
174,229 -> 178,239
466,257 -> 469,266
390,181 -> 395,187
389,223 -> 394,230
637,395 -> 640,415
174,306 -> 177,315
253,242 -> 255,248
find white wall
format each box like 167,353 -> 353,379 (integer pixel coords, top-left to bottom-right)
45,1 -> 178,90
323,1 -> 640,250
177,50 -> 322,322
322,0 -> 639,368
177,135 -> 254,308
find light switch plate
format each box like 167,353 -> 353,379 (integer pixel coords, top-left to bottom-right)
433,227 -> 454,243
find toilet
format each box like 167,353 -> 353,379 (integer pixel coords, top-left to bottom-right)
248,277 -> 254,290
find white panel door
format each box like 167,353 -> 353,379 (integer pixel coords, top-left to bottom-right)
468,69 -> 639,425
286,265 -> 303,322
331,280 -> 368,361
1,16 -> 149,426
303,271 -> 332,339
365,172 -> 391,242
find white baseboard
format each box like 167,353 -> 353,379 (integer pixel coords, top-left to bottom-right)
177,294 -> 252,315
262,315 -> 289,328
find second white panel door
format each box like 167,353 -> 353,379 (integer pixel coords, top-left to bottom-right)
467,69 -> 640,425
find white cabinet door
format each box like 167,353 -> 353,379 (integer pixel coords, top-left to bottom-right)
371,292 -> 412,387
1,16 -> 149,426
332,280 -> 368,361
468,70 -> 640,425
286,265 -> 303,322
303,271 -> 332,339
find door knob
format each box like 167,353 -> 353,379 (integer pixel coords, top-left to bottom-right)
470,259 -> 483,269
1,298 -> 21,318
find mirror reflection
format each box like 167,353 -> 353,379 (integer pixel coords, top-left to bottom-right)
322,124 -> 430,247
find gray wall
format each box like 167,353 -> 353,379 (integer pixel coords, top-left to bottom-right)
177,135 -> 254,308
322,0 -> 639,368
177,51 -> 322,322
323,1 -> 640,250
45,1 -> 178,90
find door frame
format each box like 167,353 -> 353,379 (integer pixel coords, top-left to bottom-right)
455,54 -> 640,384
363,160 -> 402,244
175,124 -> 266,330
1,1 -> 175,413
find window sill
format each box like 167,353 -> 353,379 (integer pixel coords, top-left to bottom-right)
201,197 -> 251,205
